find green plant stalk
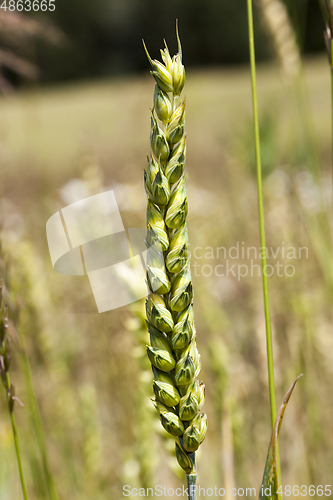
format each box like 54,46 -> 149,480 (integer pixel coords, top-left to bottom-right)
246,0 -> 277,427
331,34 -> 333,244
186,455 -> 197,500
246,0 -> 280,478
5,372 -> 29,500
21,346 -> 59,500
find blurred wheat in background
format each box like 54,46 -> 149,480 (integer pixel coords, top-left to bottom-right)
0,1 -> 331,499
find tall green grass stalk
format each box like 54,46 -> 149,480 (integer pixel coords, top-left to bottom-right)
7,384 -> 29,500
0,301 -> 29,500
247,0 -> 282,482
246,0 -> 277,430
20,337 -> 59,500
6,241 -> 59,500
331,2 -> 333,244
247,0 -> 286,485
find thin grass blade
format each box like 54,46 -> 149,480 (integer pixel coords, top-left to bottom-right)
259,375 -> 303,500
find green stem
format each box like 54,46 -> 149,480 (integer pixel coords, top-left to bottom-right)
21,348 -> 59,500
331,41 -> 333,247
5,373 -> 29,500
246,0 -> 277,430
186,453 -> 197,500
246,0 -> 281,480
187,473 -> 197,500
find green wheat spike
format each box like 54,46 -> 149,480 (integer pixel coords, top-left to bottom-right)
143,23 -> 206,500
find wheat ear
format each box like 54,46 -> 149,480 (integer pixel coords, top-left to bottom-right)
143,24 -> 207,499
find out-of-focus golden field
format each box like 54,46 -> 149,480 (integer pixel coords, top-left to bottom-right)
0,56 -> 332,499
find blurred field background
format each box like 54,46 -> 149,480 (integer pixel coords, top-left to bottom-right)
0,1 -> 332,499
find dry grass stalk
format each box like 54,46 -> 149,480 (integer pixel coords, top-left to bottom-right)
258,0 -> 301,81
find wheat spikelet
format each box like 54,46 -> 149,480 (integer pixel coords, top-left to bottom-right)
258,0 -> 301,80
143,25 -> 207,483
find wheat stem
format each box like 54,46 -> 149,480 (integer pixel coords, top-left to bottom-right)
186,472 -> 197,500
